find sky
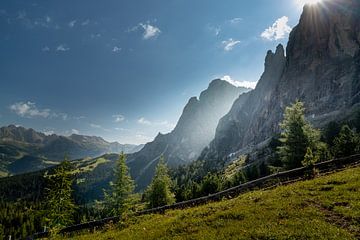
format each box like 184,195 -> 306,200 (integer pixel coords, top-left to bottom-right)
0,0 -> 310,144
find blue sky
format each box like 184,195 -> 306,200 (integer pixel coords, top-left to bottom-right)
0,0 -> 308,144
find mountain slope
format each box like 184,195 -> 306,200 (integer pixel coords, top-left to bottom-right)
127,79 -> 250,190
201,0 -> 360,164
0,125 -> 143,176
66,166 -> 360,240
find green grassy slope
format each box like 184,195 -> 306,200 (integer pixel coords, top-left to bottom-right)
64,166 -> 360,240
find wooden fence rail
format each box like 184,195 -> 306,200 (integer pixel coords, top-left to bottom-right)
30,154 -> 360,239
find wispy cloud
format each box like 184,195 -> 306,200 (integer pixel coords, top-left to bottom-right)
139,23 -> 161,39
112,46 -> 122,53
71,129 -> 80,134
221,75 -> 257,89
137,117 -> 175,130
222,38 -> 241,51
138,117 -> 152,125
10,101 -> 51,118
229,17 -> 243,24
9,101 -> 70,120
43,129 -> 55,136
113,114 -> 125,122
261,16 -> 292,41
56,44 -> 70,52
68,19 -> 77,28
207,25 -> 221,36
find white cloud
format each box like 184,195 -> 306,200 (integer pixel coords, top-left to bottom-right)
222,38 -> 241,51
115,127 -> 130,132
207,25 -> 221,36
138,117 -> 152,125
113,114 -> 125,122
43,130 -> 55,136
9,101 -> 71,120
261,16 -> 292,41
45,16 -> 51,23
41,46 -> 50,52
139,23 -> 161,39
71,129 -> 80,134
229,17 -> 243,24
53,112 -> 68,120
221,75 -> 257,89
112,46 -> 122,53
137,117 -> 175,132
68,20 -> 77,28
56,44 -> 70,52
9,101 -> 51,118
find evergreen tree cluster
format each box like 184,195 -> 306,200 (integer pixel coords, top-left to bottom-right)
0,102 -> 359,238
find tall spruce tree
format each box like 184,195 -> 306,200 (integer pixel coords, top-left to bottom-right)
144,156 -> 175,209
333,125 -> 359,158
44,160 -> 76,231
103,152 -> 135,216
277,101 -> 320,169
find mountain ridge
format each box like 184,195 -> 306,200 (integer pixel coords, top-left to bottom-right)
0,125 -> 143,176
200,0 -> 360,165
127,79 -> 251,190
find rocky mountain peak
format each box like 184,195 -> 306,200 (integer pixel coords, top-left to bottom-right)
200,0 -> 360,165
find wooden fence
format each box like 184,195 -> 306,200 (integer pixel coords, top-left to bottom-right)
30,154 -> 360,239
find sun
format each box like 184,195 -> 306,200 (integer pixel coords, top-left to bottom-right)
296,0 -> 323,7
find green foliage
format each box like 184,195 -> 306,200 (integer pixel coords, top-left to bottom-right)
103,153 -> 135,216
144,156 -> 175,209
231,170 -> 247,186
323,121 -> 342,147
277,101 -> 321,169
333,125 -> 360,158
0,200 -> 46,239
44,160 -> 76,230
65,166 -> 360,240
302,147 -> 319,167
245,164 -> 259,181
200,173 -> 222,195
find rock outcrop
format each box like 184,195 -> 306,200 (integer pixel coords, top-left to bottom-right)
200,0 -> 360,164
127,80 -> 250,190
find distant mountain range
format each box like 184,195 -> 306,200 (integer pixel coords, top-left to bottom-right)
0,125 -> 143,176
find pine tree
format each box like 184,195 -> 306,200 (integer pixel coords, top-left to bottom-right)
144,156 -> 175,209
277,101 -> 320,169
44,160 -> 76,231
302,147 -> 319,167
333,125 -> 359,158
103,152 -> 135,216
200,173 -> 222,195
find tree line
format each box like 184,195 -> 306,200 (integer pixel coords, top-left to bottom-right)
1,101 -> 359,239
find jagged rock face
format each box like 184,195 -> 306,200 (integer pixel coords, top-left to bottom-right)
201,0 -> 360,163
127,80 -> 249,190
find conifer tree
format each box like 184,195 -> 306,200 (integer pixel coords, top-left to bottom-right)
277,101 -> 320,169
302,147 -> 319,167
333,125 -> 359,158
44,160 -> 76,231
144,156 -> 175,209
103,152 -> 135,216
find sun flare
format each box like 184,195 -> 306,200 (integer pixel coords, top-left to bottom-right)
296,0 -> 323,7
